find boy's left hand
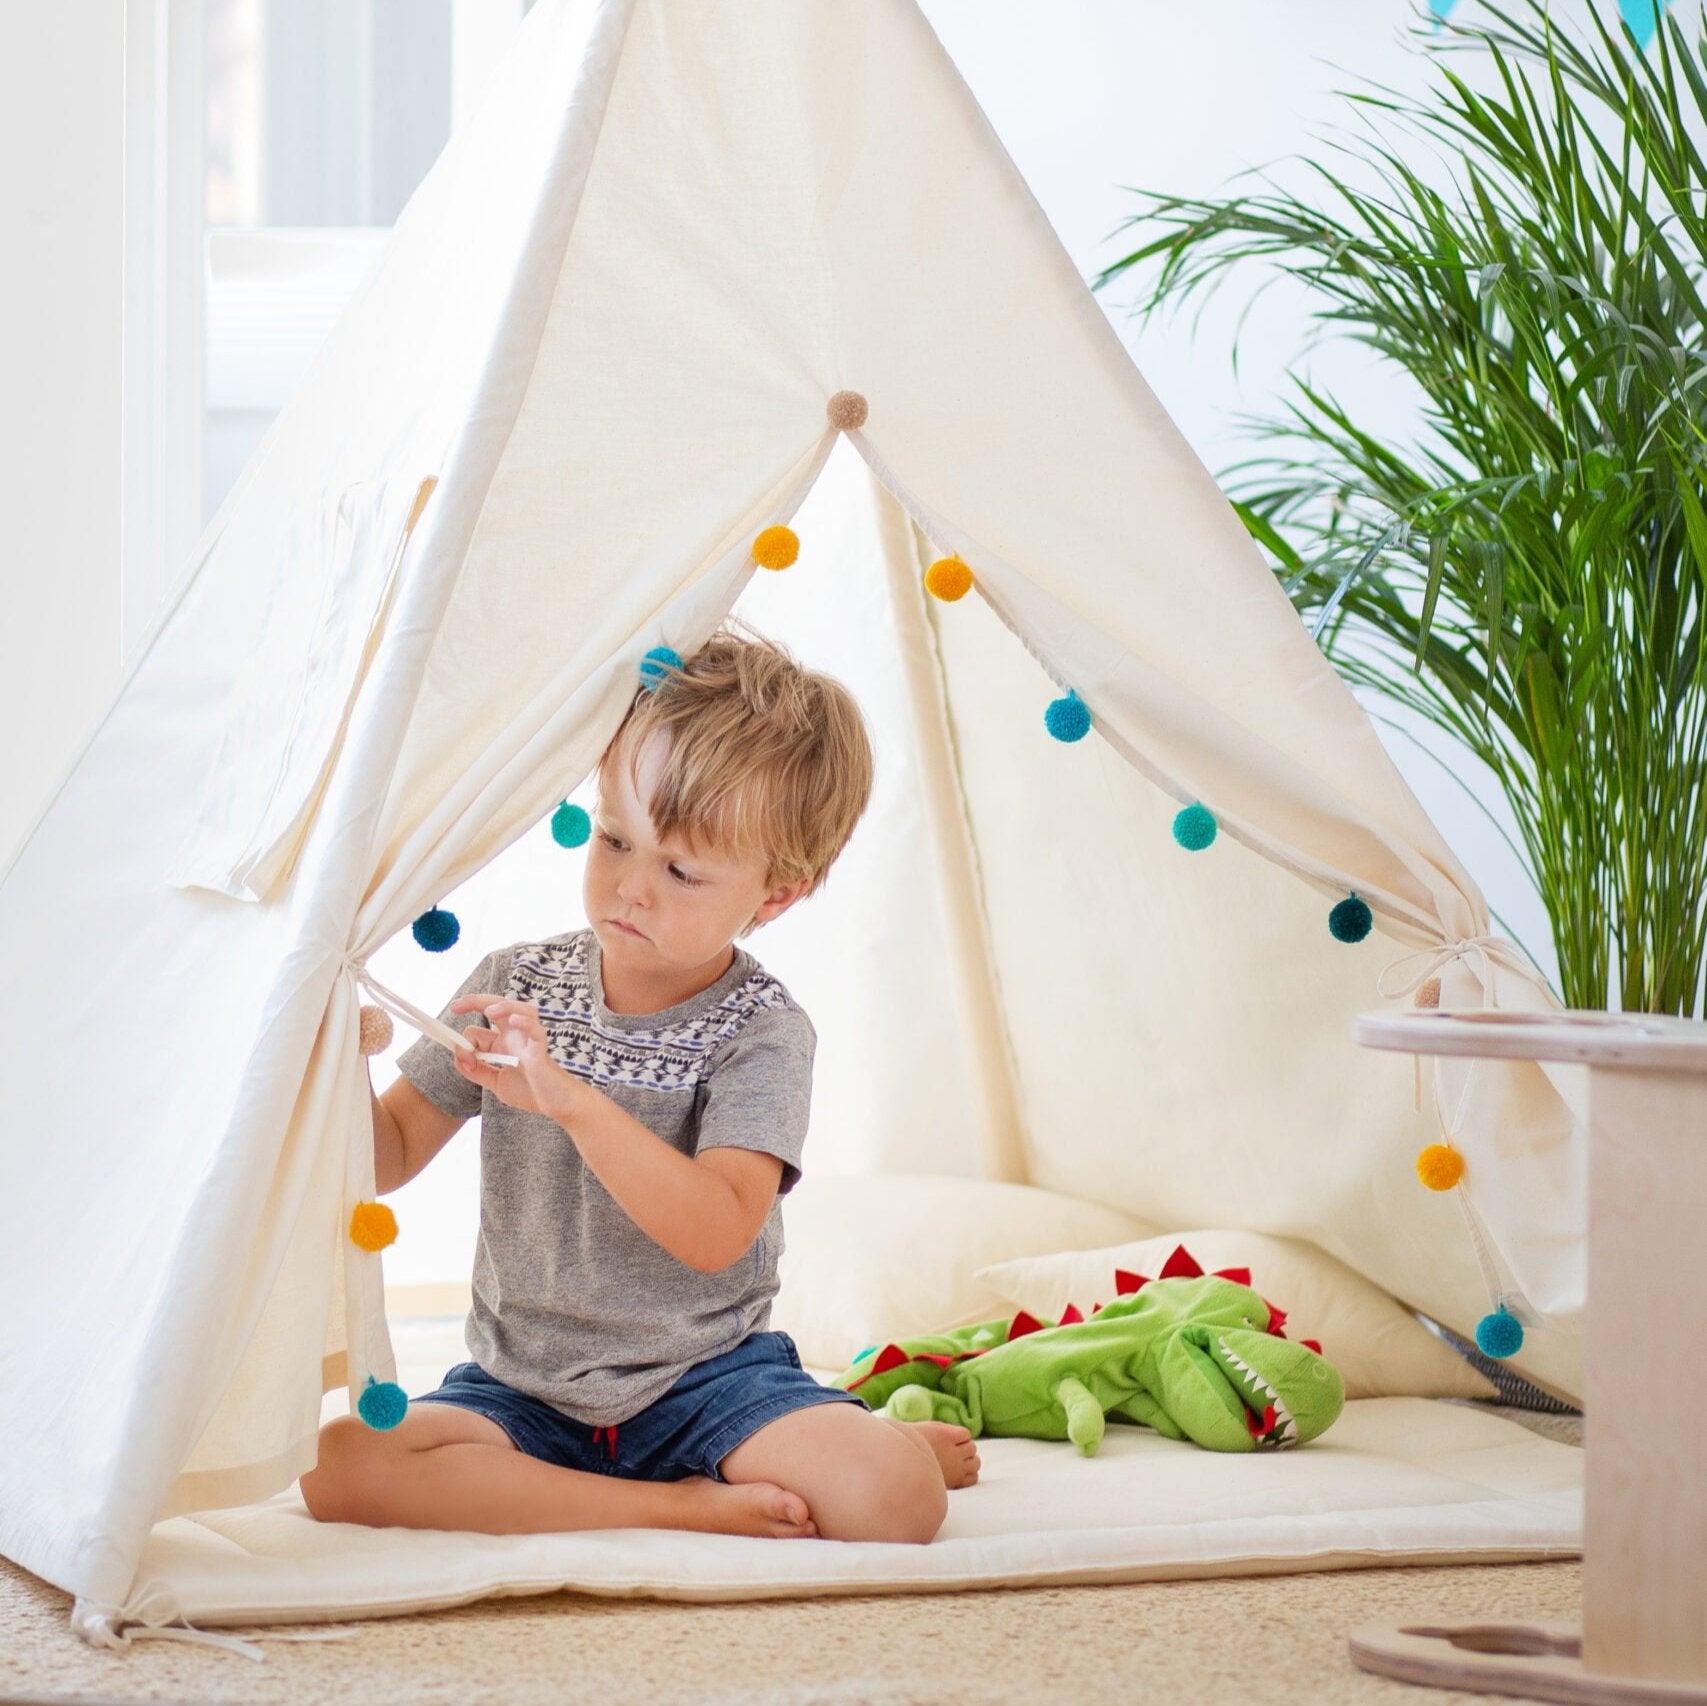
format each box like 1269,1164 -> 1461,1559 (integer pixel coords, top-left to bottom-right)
449,995 -> 582,1126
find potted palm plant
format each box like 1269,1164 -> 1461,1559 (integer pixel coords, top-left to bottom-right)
1097,0 -> 1707,1016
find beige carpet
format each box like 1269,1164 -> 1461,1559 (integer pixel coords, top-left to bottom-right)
1,1549 -> 1582,1706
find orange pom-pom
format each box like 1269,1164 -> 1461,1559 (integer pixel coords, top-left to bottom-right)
349,1201 -> 399,1252
924,555 -> 973,601
357,1004 -> 394,1055
826,390 -> 868,431
1415,976 -> 1441,1009
753,526 -> 799,571
1415,1143 -> 1465,1191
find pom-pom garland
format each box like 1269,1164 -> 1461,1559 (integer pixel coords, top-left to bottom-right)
826,390 -> 868,431
1415,976 -> 1442,1009
551,802 -> 592,848
1475,1306 -> 1524,1360
349,1200 -> 399,1252
924,555 -> 973,602
412,907 -> 460,952
639,645 -> 684,690
1415,1142 -> 1464,1192
752,525 -> 800,571
1044,690 -> 1091,743
357,1004 -> 394,1056
358,1375 -> 409,1431
1172,803 -> 1217,851
1328,894 -> 1373,943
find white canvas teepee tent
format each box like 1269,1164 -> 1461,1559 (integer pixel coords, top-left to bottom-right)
0,0 -> 1582,1634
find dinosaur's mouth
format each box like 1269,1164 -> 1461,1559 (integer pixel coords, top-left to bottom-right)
1215,1337 -> 1298,1448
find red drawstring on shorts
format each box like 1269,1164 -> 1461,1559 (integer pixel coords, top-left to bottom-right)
590,1425 -> 619,1461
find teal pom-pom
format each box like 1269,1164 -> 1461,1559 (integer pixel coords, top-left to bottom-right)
551,802 -> 592,848
358,1375 -> 409,1431
639,645 -> 684,691
852,1344 -> 877,1365
412,907 -> 460,952
1475,1306 -> 1524,1359
1045,690 -> 1091,743
1173,803 -> 1217,851
1328,894 -> 1373,943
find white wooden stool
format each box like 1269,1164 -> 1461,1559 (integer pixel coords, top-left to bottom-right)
1349,1009 -> 1707,1705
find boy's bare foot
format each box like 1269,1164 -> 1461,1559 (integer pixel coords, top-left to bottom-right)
679,1477 -> 818,1538
909,1420 -> 981,1488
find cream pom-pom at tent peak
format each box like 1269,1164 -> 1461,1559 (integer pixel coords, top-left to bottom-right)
0,0 -> 1591,1656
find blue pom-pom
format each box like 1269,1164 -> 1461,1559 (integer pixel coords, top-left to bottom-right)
412,907 -> 460,952
1328,894 -> 1373,943
1475,1306 -> 1524,1359
358,1375 -> 409,1431
639,645 -> 684,691
1044,690 -> 1091,743
551,802 -> 591,848
1173,803 -> 1217,851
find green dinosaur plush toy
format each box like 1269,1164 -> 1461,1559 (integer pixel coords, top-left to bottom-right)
834,1244 -> 1345,1455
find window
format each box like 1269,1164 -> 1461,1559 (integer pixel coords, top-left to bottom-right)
201,0 -> 525,518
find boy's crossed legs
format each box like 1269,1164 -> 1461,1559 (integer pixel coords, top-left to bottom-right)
301,1401 -> 978,1544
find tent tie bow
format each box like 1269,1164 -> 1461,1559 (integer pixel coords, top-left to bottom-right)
1378,934 -> 1546,1123
340,956 -> 437,1037
1376,934 -> 1541,1009
73,1582 -> 366,1661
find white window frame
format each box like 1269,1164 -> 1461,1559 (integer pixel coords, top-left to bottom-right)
121,0 -> 206,662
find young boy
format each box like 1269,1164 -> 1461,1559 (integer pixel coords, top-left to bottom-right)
301,626 -> 979,1544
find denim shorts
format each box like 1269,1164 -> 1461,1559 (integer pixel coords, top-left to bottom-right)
412,1330 -> 866,1482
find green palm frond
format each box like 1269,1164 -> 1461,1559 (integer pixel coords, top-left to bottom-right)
1098,0 -> 1707,1015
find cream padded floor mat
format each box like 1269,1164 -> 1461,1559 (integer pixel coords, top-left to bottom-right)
105,1392 -> 1581,1633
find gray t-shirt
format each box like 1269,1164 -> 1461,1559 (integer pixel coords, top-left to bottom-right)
395,927 -> 816,1426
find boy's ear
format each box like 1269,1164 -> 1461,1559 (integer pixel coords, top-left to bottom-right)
750,875 -> 813,928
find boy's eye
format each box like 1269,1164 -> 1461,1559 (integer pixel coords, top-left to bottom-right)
599,831 -> 624,850
670,866 -> 702,886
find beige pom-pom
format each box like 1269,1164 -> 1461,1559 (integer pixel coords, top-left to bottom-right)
1415,976 -> 1441,1009
358,1004 -> 395,1054
826,390 -> 868,431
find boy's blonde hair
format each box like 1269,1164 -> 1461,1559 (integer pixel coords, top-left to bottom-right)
599,621 -> 873,904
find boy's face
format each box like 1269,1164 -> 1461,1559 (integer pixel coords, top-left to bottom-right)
585,731 -> 809,984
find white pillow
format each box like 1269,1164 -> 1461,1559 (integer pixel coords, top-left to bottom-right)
975,1229 -> 1499,1402
772,1172 -> 1154,1373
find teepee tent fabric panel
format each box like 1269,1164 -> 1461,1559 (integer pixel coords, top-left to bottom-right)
922,576 -> 1583,1402
333,0 -> 1580,1318
0,0 -> 643,1612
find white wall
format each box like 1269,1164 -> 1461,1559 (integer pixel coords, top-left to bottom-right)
0,10 -> 126,873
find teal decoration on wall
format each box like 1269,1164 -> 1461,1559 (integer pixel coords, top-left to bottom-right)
1429,0 -> 1665,46
1620,0 -> 1663,45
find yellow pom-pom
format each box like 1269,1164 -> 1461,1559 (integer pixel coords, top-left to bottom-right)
924,555 -> 973,602
753,525 -> 799,571
349,1201 -> 399,1252
1415,976 -> 1441,1009
357,1004 -> 394,1055
826,390 -> 868,431
1415,1143 -> 1465,1191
